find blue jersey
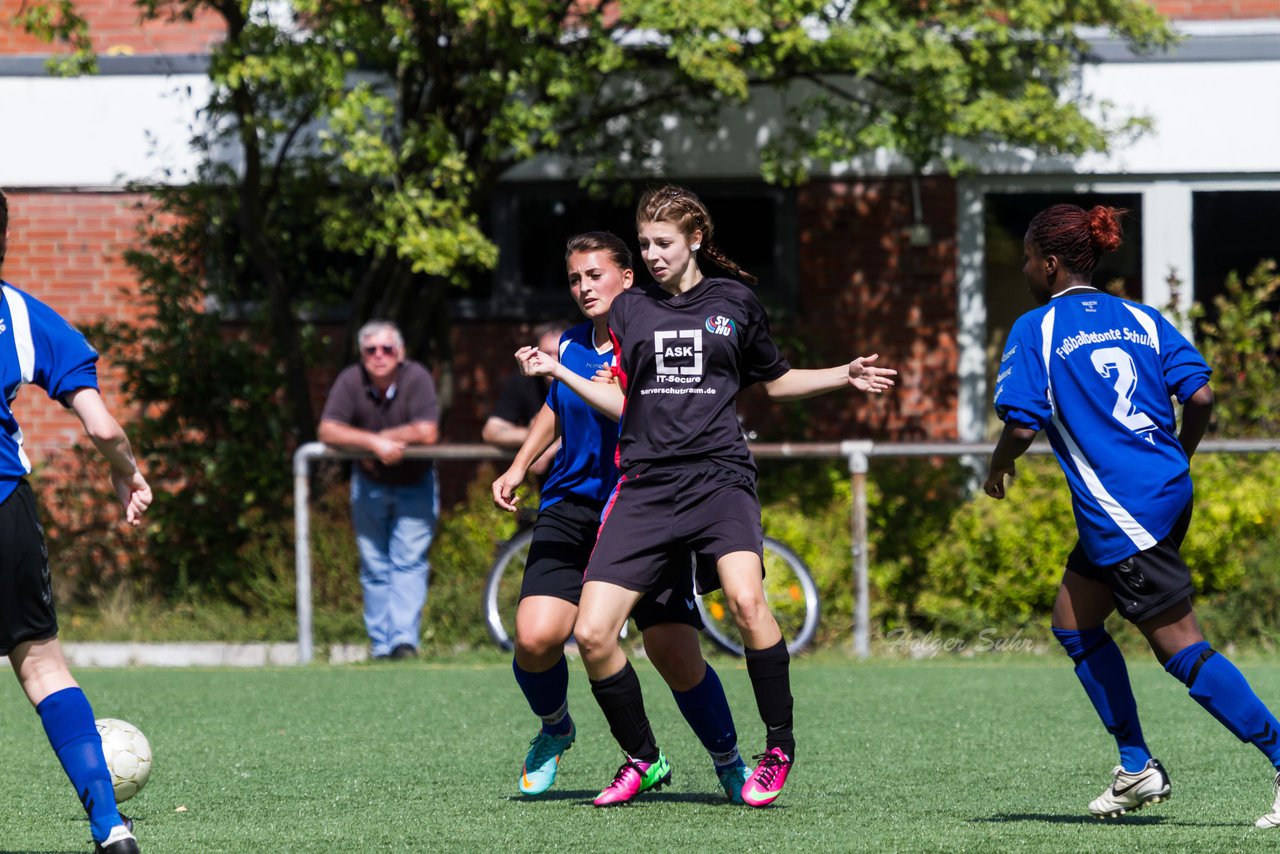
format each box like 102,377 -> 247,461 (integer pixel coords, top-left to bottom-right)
539,322 -> 620,511
0,283 -> 100,504
994,289 -> 1211,565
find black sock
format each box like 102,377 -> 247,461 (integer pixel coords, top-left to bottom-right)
745,637 -> 795,757
590,661 -> 659,763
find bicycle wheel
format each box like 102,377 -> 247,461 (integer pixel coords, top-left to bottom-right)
696,537 -> 821,657
483,528 -> 535,651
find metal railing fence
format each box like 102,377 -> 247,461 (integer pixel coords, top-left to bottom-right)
292,438 -> 1280,664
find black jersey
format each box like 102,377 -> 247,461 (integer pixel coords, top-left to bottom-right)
608,277 -> 789,475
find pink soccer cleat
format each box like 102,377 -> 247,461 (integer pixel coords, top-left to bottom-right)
741,747 -> 794,808
592,752 -> 672,806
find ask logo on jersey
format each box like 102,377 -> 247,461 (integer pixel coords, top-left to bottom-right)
654,329 -> 703,382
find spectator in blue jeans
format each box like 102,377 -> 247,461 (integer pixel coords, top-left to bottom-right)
319,321 -> 440,660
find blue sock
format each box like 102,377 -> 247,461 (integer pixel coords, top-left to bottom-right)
1165,642 -> 1280,771
1053,627 -> 1152,772
671,665 -> 740,768
513,655 -> 572,736
37,687 -> 120,843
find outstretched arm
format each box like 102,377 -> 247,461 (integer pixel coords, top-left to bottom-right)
983,422 -> 1039,500
516,346 -> 624,421
762,354 -> 897,402
1179,384 -> 1214,459
66,388 -> 152,526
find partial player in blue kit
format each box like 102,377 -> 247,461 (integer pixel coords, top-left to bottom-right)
1,189 -> 152,853
492,231 -> 749,803
985,202 -> 1280,826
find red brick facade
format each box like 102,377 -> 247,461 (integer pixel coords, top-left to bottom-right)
1154,0 -> 1280,16
2,192 -> 146,460
0,0 -> 224,56
4,1 -> 1275,61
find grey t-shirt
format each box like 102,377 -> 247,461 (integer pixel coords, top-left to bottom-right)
320,359 -> 440,485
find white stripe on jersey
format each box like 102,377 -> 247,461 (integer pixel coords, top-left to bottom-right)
2,286 -> 36,475
2,285 -> 36,383
1051,411 -> 1156,552
1039,306 -> 1057,415
11,425 -> 31,475
1040,300 -> 1155,553
1123,303 -> 1161,354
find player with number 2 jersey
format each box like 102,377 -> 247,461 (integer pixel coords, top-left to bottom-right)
985,202 -> 1280,828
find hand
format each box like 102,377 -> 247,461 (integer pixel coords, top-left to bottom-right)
592,367 -> 614,384
983,463 -> 1015,500
492,467 -> 525,512
848,354 -> 897,394
371,435 -> 406,465
111,470 -> 152,526
516,345 -> 558,379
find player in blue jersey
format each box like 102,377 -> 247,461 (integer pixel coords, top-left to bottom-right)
985,202 -> 1280,826
492,231 -> 750,803
517,186 -> 896,808
1,190 -> 151,853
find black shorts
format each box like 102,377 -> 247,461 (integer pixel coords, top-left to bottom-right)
1066,499 -> 1196,624
0,481 -> 59,656
587,461 -> 763,597
519,497 -> 702,631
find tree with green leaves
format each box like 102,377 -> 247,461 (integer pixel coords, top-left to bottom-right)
21,0 -> 1175,592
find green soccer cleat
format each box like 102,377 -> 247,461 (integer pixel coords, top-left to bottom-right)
717,758 -> 751,804
593,751 -> 672,806
519,722 -> 576,796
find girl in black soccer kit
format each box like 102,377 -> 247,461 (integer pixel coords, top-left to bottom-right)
517,185 -> 896,807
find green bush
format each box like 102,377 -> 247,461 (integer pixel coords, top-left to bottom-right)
915,456 -> 1069,630
758,451 -> 1280,644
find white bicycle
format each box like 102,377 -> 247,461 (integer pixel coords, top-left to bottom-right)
483,530 -> 820,656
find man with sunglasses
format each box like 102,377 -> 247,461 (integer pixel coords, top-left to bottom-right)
319,321 -> 440,660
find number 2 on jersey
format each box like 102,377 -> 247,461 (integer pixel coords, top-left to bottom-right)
1090,346 -> 1157,441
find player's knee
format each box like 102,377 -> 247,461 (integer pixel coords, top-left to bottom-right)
573,619 -> 620,663
514,628 -> 563,664
726,589 -> 769,631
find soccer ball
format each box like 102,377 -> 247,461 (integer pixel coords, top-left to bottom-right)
95,718 -> 152,803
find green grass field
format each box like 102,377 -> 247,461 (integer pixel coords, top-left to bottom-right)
3,653 -> 1280,853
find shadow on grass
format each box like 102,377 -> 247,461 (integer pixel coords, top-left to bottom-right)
971,813 -> 1167,825
505,789 -> 749,807
973,812 -> 1253,828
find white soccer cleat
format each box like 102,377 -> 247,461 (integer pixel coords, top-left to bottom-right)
1088,758 -> 1171,819
1255,772 -> 1280,828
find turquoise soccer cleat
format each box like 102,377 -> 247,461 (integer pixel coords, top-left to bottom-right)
519,721 -> 576,796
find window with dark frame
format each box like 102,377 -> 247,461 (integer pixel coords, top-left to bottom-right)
1192,190 -> 1280,325
452,181 -> 797,319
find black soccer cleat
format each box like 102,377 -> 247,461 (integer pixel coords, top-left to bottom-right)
93,820 -> 140,854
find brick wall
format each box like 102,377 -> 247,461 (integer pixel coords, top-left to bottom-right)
2,191 -> 146,461
0,0 -> 224,56
774,177 -> 958,442
1154,0 -> 1280,17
